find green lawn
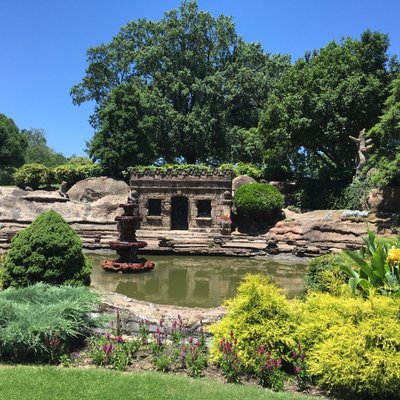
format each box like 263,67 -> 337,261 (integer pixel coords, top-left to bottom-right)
0,366 -> 317,400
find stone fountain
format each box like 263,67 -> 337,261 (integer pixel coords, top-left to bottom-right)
101,190 -> 155,272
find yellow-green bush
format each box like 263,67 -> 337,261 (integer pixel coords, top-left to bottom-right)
210,274 -> 400,399
209,274 -> 296,372
302,293 -> 400,398
305,253 -> 350,295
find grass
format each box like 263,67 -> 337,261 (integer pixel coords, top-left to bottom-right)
0,366 -> 317,400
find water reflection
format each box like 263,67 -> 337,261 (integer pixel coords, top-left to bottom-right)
89,254 -> 306,308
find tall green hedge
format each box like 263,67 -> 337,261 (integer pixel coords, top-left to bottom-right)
0,210 -> 91,288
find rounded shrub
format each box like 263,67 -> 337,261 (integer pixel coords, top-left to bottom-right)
1,210 -> 91,288
234,183 -> 284,219
13,163 -> 54,189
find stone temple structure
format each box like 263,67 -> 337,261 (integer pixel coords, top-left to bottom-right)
129,168 -> 233,231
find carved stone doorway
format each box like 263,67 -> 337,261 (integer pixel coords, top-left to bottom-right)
171,196 -> 189,230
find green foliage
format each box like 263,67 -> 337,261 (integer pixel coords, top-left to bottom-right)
234,183 -> 284,219
369,153 -> 400,187
291,179 -> 347,210
298,292 -> 400,399
368,73 -> 400,185
226,127 -> 264,164
72,1 -> 290,173
88,82 -> 158,177
1,210 -> 91,288
53,162 -> 102,187
218,162 -> 262,179
335,177 -> 374,210
211,273 -> 400,398
68,156 -> 93,165
21,129 -> 68,168
341,230 -> 400,296
209,274 -> 296,372
127,163 -> 261,180
13,163 -> 54,189
0,283 -> 98,362
127,163 -> 214,176
0,114 -> 27,184
305,253 -> 350,294
258,30 -> 395,181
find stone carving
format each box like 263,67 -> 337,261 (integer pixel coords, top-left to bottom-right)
58,181 -> 68,198
222,191 -> 232,200
349,128 -> 373,176
128,189 -> 139,205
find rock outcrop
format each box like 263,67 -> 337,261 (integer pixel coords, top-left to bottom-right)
0,184 -> 394,257
265,209 -> 390,257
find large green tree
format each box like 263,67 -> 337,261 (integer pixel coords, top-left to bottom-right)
72,0 -> 289,175
22,128 -> 68,167
0,114 -> 27,184
258,30 -> 397,181
368,73 -> 400,159
366,73 -> 400,185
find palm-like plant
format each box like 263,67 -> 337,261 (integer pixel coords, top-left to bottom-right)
341,230 -> 400,296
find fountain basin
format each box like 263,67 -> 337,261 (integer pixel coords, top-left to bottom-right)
109,241 -> 148,249
101,259 -> 155,272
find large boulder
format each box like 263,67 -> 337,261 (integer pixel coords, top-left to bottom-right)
232,175 -> 256,195
67,177 -> 129,203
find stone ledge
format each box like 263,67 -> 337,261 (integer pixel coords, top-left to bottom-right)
95,289 -> 226,338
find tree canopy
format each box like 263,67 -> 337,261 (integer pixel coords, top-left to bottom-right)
71,0 -> 290,176
0,114 -> 27,184
258,30 -> 397,181
22,128 -> 68,167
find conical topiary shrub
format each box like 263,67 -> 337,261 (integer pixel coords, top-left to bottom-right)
1,210 -> 91,288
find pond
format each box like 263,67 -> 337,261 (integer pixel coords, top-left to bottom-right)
89,254 -> 307,308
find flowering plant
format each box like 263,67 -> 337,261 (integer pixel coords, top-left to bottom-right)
255,343 -> 286,391
218,331 -> 242,383
292,344 -> 310,391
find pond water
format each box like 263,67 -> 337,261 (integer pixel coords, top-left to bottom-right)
89,254 -> 307,308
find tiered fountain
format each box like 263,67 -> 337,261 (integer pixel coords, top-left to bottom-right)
101,191 -> 155,272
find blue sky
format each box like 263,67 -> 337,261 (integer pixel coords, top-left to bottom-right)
1,0 -> 399,157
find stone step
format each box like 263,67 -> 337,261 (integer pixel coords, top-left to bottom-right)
222,242 -> 267,250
